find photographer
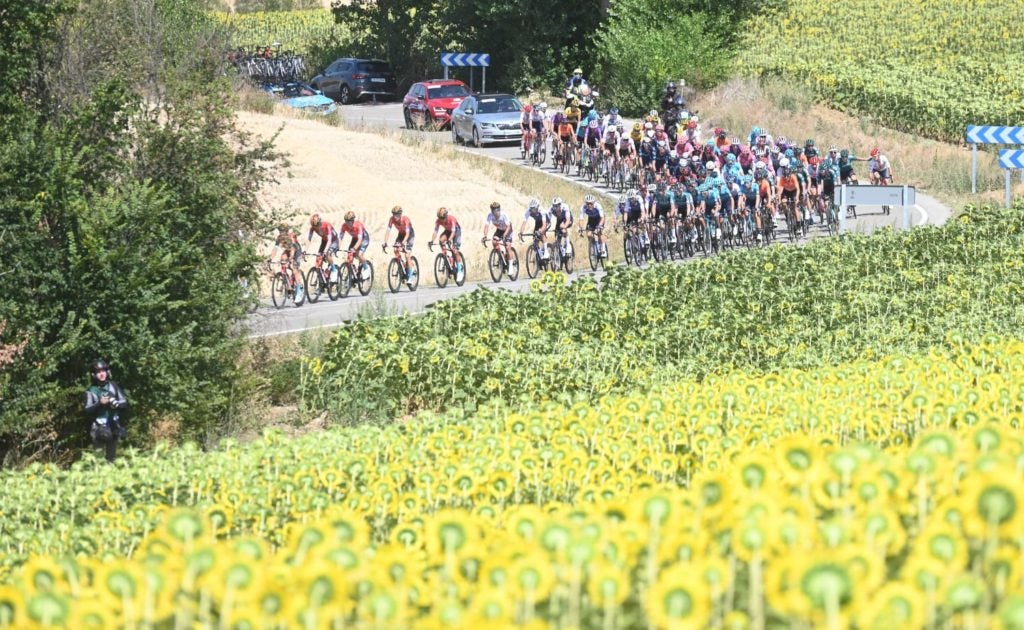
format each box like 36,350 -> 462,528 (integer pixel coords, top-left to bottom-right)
84,359 -> 128,462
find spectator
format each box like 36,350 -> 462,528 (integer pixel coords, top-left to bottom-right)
84,359 -> 128,462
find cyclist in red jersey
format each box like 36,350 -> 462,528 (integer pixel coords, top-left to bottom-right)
307,213 -> 340,268
430,207 -> 462,253
383,205 -> 416,280
339,210 -> 370,271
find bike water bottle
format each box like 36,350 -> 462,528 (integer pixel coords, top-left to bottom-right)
330,265 -> 338,282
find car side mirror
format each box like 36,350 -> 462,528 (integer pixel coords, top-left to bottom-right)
464,108 -> 473,115
417,94 -> 425,100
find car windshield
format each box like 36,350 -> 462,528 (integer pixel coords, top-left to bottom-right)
282,84 -> 316,97
476,97 -> 521,114
358,61 -> 392,74
428,84 -> 469,99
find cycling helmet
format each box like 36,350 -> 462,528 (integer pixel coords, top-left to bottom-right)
573,67 -> 583,75
310,213 -> 321,226
632,122 -> 642,131
770,146 -> 780,154
691,115 -> 699,123
552,197 -> 562,206
840,148 -> 850,158
538,102 -> 547,111
751,126 -> 761,137
870,147 -> 879,158
779,157 -> 790,168
754,160 -> 765,170
91,359 -> 111,384
805,138 -> 815,147
390,206 -> 402,216
781,167 -> 791,177
726,153 -> 736,163
784,149 -> 794,159
610,107 -> 619,115
666,81 -> 676,92
343,211 -> 356,222
705,161 -> 717,171
649,109 -> 658,118
776,135 -> 788,146
524,104 -> 533,113
618,194 -> 627,205
571,97 -> 580,107
584,194 -> 596,204
489,201 -> 501,211
588,119 -> 599,129
528,198 -> 540,210
436,207 -> 448,219
828,144 -> 838,153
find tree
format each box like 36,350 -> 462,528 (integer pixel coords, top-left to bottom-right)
0,0 -> 285,464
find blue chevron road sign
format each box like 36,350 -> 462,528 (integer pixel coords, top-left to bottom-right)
440,53 -> 491,67
966,125 -> 1024,144
998,149 -> 1024,169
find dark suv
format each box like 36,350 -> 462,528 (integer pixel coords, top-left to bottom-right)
310,58 -> 397,105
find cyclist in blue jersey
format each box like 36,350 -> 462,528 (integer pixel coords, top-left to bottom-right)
579,194 -> 607,258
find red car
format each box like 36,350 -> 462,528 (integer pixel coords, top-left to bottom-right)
402,79 -> 471,130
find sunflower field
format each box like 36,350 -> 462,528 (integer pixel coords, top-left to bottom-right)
212,9 -> 347,55
739,0 -> 1024,141
305,203 -> 1024,423
3,336 -> 1024,627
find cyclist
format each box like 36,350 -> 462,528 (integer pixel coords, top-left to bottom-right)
776,163 -> 803,228
339,210 -> 371,273
383,205 -> 416,281
519,198 -> 551,261
649,180 -> 675,230
549,196 -> 574,253
603,107 -> 623,131
269,225 -> 304,301
630,121 -> 644,150
555,107 -> 576,163
868,147 -> 893,185
579,194 -> 607,258
431,207 -> 462,259
621,189 -> 645,229
581,118 -> 603,170
521,104 -> 535,157
564,97 -> 582,131
529,104 -> 547,156
820,155 -> 840,212
307,213 -> 340,272
564,67 -> 588,106
601,122 -> 620,170
838,148 -> 864,184
804,138 -> 819,161
578,85 -> 597,118
482,201 -> 515,262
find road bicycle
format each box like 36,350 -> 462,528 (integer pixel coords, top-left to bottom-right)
483,237 -> 519,283
581,226 -> 610,271
616,222 -> 645,268
238,271 -> 262,313
551,227 -> 575,274
305,252 -> 341,303
522,231 -> 554,279
268,258 -> 305,309
337,250 -> 374,297
529,130 -> 547,167
429,241 -> 466,288
557,138 -> 576,175
383,243 -> 419,293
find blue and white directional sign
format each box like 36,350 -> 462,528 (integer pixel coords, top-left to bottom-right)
440,53 -> 490,67
966,125 -> 1024,144
998,149 -> 1024,170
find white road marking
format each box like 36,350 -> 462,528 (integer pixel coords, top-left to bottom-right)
913,204 -> 929,226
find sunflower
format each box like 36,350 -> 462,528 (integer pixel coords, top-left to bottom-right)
646,564 -> 711,629
959,470 -> 1024,538
19,555 -> 70,594
856,581 -> 926,629
586,561 -> 631,606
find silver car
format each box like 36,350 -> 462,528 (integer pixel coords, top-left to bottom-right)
451,93 -> 523,147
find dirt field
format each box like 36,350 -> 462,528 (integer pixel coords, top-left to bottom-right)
237,109 -> 534,275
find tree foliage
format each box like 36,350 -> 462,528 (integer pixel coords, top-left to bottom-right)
327,0 -> 604,93
0,0 -> 284,464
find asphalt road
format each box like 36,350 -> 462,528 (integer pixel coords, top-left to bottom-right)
246,102 -> 952,338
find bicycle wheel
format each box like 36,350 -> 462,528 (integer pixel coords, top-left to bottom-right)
387,258 -> 403,293
271,272 -> 289,309
631,235 -> 645,267
434,254 -> 449,288
507,248 -> 519,280
338,264 -> 353,298
562,239 -> 575,274
453,252 -> 467,286
407,256 -> 420,291
326,265 -> 341,301
488,249 -> 503,283
357,261 -> 374,296
241,274 -> 261,313
305,267 -> 323,303
589,238 -> 600,271
525,244 -> 540,279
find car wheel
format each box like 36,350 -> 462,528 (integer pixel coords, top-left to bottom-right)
404,109 -> 414,129
452,124 -> 460,144
472,126 -> 482,148
339,85 -> 351,105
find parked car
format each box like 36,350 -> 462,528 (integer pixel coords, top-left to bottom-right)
450,93 -> 524,147
402,79 -> 471,130
309,58 -> 397,105
263,82 -> 337,116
